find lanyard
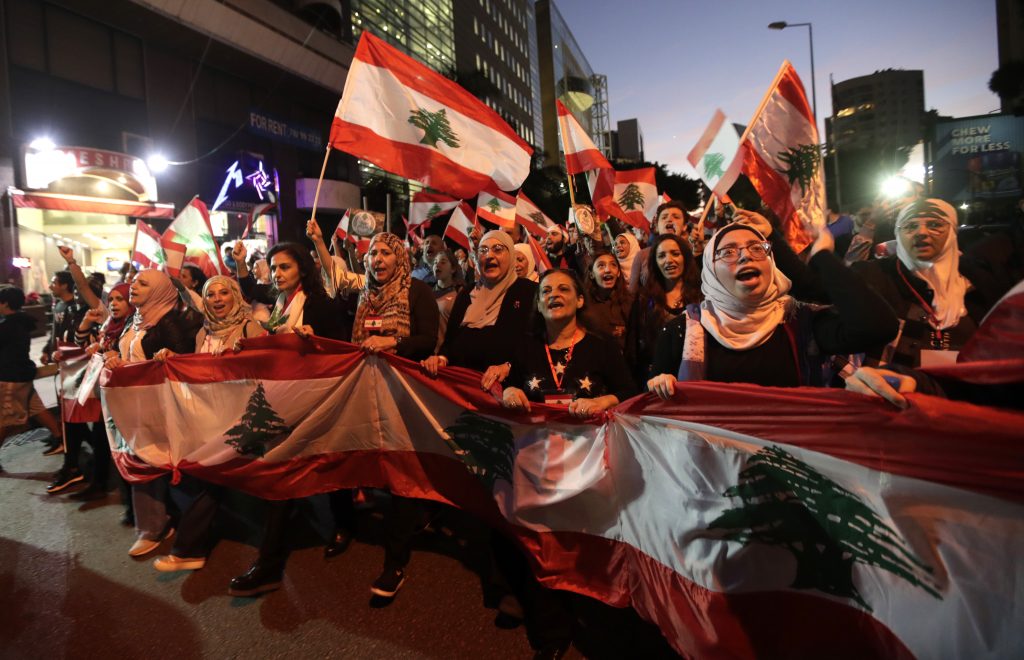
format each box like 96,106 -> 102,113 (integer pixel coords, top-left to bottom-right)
544,329 -> 582,390
896,261 -> 939,326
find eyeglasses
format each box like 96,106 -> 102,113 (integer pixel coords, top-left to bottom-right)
713,242 -> 771,264
477,245 -> 509,256
898,220 -> 947,234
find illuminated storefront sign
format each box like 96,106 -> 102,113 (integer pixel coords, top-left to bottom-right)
211,154 -> 280,212
24,146 -> 158,200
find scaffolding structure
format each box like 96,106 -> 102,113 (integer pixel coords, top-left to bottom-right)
589,73 -> 612,159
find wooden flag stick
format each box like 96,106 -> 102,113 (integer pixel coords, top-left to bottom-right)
310,145 -> 332,222
567,172 -> 577,206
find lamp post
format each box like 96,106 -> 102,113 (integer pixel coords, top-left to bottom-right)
768,21 -> 816,121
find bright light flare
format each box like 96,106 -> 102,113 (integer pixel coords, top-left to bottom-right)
29,136 -> 55,151
881,176 -> 911,200
147,154 -> 170,173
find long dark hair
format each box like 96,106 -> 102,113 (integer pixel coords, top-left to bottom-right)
641,234 -> 701,309
530,268 -> 591,340
585,252 -> 629,305
267,242 -> 327,299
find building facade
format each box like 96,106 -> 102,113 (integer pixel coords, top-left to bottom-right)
830,69 -> 926,150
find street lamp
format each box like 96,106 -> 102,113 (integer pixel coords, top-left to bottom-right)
768,21 -> 816,121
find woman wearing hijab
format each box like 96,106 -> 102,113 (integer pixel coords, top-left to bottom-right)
513,243 -> 540,282
613,232 -> 641,288
423,230 -> 537,375
624,234 -> 701,385
851,198 -> 1000,367
103,269 -> 201,556
647,218 -> 897,397
148,276 -> 267,573
582,251 -> 632,352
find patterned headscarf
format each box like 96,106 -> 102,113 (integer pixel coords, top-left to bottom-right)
895,198 -> 969,330
352,232 -> 412,343
201,275 -> 252,338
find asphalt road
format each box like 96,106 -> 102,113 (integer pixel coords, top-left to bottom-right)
0,428 -> 677,659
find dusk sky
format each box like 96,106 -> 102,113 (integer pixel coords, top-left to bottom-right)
555,0 -> 1001,176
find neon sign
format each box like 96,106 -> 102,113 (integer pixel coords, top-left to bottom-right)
212,157 -> 279,212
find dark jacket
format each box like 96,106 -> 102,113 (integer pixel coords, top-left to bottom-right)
393,278 -> 440,362
441,278 -> 537,371
138,310 -> 203,359
237,274 -> 353,341
0,312 -> 38,382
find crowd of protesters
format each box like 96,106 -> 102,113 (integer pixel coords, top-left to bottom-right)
1,191 -> 1022,659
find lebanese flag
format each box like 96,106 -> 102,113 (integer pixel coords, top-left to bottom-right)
330,31 -> 532,199
557,99 -> 611,175
158,236 -> 187,277
334,209 -> 352,242
443,202 -> 477,250
131,220 -> 165,270
594,168 -> 659,230
741,61 -> 823,252
243,201 -> 275,239
515,192 -> 556,238
161,198 -> 228,278
476,190 -> 516,229
526,232 -> 553,274
101,334 -> 1024,659
661,192 -> 672,204
58,346 -> 102,423
688,109 -> 743,197
408,191 -> 459,229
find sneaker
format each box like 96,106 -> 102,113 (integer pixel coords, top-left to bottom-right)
128,527 -> 174,557
370,567 -> 406,598
46,468 -> 84,494
228,561 -> 283,597
153,555 -> 206,572
42,444 -> 65,457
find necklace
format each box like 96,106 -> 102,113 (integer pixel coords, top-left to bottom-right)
545,329 -> 583,390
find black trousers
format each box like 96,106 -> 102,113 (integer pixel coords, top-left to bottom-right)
62,421 -> 111,486
169,476 -> 220,558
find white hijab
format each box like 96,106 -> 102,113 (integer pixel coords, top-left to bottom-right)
895,198 -> 969,330
700,223 -> 794,350
513,243 -> 539,282
615,233 -> 640,286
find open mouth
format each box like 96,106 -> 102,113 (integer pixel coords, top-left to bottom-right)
736,266 -> 760,284
547,299 -> 565,310
664,223 -> 676,233
600,273 -> 616,284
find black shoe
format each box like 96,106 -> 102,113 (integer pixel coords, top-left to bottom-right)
370,567 -> 406,598
69,483 -> 106,501
533,643 -> 570,660
228,561 -> 284,597
119,509 -> 135,527
324,529 -> 354,559
42,444 -> 64,457
47,468 -> 84,494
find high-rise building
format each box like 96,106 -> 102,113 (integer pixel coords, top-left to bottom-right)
830,69 -> 925,150
453,0 -> 539,149
614,119 -> 645,163
535,0 -> 600,168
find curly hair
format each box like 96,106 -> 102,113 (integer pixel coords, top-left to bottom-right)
641,234 -> 701,308
266,242 -> 327,299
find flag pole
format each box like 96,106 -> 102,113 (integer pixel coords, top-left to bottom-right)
739,60 -> 791,143
567,172 -> 577,206
310,145 -> 332,222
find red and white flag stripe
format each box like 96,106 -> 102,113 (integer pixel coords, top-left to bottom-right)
408,191 -> 460,229
330,32 -> 532,199
557,100 -> 611,175
688,109 -> 744,197
131,220 -> 164,270
475,189 -> 517,229
515,192 -> 556,238
443,202 -> 477,250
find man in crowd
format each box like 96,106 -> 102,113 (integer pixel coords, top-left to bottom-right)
411,235 -> 443,285
39,271 -> 86,456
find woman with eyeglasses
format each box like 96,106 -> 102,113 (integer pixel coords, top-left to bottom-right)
648,215 -> 897,396
422,230 -> 537,375
850,198 -> 1000,368
624,233 -> 702,385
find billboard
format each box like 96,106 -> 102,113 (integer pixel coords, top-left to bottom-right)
932,114 -> 1024,201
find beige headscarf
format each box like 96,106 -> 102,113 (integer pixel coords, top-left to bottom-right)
895,198 -> 969,330
513,243 -> 539,282
700,223 -> 794,350
201,276 -> 252,340
131,270 -> 179,330
462,230 -> 518,329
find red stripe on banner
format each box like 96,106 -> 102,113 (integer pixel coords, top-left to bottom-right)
741,142 -> 812,252
920,358 -> 1024,385
353,32 -> 530,152
330,118 -> 508,200
62,397 -> 102,423
776,63 -> 815,127
175,448 -> 911,659
618,381 -> 1024,504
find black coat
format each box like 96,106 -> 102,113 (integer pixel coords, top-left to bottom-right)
138,309 -> 203,359
441,278 -> 537,372
0,312 -> 38,382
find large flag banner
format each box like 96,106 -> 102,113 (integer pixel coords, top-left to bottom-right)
58,345 -> 103,423
443,202 -> 477,250
161,198 -> 228,278
408,191 -> 460,229
742,61 -> 824,253
556,100 -> 612,175
594,168 -> 659,230
101,335 -> 1024,659
131,220 -> 165,270
688,109 -> 743,197
475,190 -> 516,229
515,192 -> 556,238
330,32 -> 532,200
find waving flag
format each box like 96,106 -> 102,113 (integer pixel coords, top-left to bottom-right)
330,32 -> 532,199
475,190 -> 516,229
444,202 -> 477,250
408,191 -> 459,229
158,236 -> 187,277
742,62 -> 823,252
688,109 -> 743,197
243,201 -> 275,239
161,198 -> 228,278
556,100 -> 611,175
515,192 -> 556,238
131,220 -> 165,270
102,335 -> 1024,660
594,168 -> 659,230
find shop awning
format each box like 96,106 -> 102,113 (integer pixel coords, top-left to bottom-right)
9,189 -> 175,218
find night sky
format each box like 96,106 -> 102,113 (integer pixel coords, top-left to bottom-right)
555,0 -> 1000,176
